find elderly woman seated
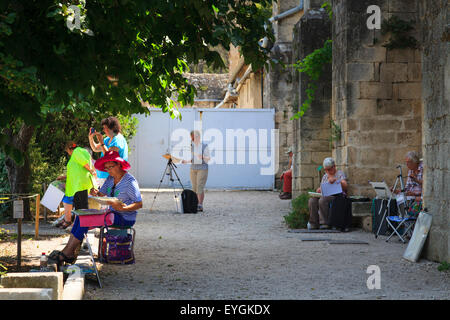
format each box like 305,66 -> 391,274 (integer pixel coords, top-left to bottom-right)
307,157 -> 348,230
48,151 -> 142,265
393,151 -> 423,216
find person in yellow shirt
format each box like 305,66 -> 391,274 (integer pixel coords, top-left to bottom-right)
55,141 -> 95,229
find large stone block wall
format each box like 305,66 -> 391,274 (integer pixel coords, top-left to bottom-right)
236,71 -> 263,108
264,41 -> 296,188
420,0 -> 449,263
292,7 -> 332,197
273,0 -> 304,43
332,0 -> 423,197
265,4 -> 306,189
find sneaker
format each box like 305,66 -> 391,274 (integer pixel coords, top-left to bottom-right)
307,222 -> 318,230
197,204 -> 203,212
319,224 -> 330,230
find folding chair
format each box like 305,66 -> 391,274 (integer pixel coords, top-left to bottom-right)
385,199 -> 419,243
385,215 -> 417,243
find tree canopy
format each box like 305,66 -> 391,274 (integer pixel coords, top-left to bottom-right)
0,0 -> 274,162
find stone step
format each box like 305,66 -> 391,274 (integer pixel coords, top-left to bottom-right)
351,201 -> 372,217
0,288 -> 53,300
0,272 -> 63,300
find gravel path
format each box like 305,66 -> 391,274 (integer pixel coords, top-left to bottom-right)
84,190 -> 450,300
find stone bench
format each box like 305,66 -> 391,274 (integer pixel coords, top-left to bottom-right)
0,272 -> 63,300
0,288 -> 54,300
351,201 -> 373,232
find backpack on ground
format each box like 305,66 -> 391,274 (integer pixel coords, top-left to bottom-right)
181,189 -> 198,213
329,194 -> 352,231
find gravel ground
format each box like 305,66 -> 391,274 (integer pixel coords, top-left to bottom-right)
77,190 -> 449,300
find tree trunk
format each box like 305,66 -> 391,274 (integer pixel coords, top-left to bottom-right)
4,123 -> 35,220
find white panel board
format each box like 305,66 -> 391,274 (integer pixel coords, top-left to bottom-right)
128,108 -> 275,189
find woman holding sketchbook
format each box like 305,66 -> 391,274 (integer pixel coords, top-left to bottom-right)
48,151 -> 142,265
307,157 -> 348,230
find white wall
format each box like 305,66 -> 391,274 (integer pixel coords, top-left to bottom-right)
128,108 -> 276,190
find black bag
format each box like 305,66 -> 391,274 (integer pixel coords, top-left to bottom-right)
181,189 -> 198,213
372,198 -> 398,235
329,195 -> 353,231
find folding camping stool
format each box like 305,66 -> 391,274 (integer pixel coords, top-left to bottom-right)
385,215 -> 417,243
98,225 -> 136,264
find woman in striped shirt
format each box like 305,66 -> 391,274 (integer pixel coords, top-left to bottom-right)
48,151 -> 142,265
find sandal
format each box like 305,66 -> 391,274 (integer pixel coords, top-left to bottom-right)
56,219 -> 72,229
48,250 -> 76,265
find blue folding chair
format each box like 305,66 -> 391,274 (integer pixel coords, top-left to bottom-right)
386,199 -> 420,243
385,215 -> 417,243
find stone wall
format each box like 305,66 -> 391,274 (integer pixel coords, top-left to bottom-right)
292,6 -> 332,197
332,0 -> 423,197
236,70 -> 263,108
264,3 -> 305,189
273,0 -> 304,43
420,0 -> 449,262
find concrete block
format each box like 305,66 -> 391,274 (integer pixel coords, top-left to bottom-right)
62,271 -> 85,300
403,118 -> 422,131
396,131 -> 422,146
360,82 -> 393,99
387,49 -> 415,63
359,119 -> 403,131
1,272 -> 63,300
360,148 -> 392,166
347,168 -> 376,184
296,177 -> 315,192
311,151 -> 333,165
395,82 -> 422,99
380,63 -> 408,82
352,202 -> 372,216
353,47 -> 387,62
344,118 -> 358,131
347,63 -> 375,81
349,132 -> 397,146
346,99 -> 378,118
407,63 -> 422,82
298,164 -> 321,178
376,99 -> 415,116
296,151 -> 312,164
0,288 -> 53,300
300,139 -> 332,152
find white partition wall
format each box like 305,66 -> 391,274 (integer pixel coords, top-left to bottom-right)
128,108 -> 275,190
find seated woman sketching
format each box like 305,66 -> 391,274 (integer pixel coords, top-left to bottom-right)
48,151 -> 142,266
307,157 -> 348,230
393,151 -> 423,216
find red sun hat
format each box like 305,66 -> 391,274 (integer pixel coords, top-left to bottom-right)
94,151 -> 131,172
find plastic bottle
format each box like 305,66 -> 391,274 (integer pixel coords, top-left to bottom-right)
40,252 -> 48,271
